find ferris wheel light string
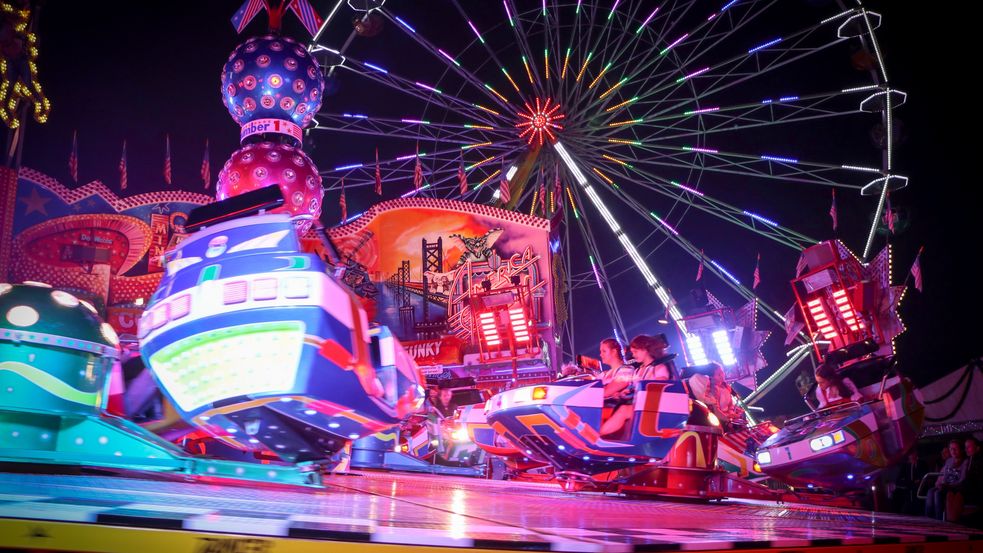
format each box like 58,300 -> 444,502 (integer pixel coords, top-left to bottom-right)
464,123 -> 494,130
778,96 -> 799,102
415,81 -> 443,94
484,83 -> 509,103
467,20 -> 485,44
500,68 -> 521,92
721,0 -> 738,10
466,156 -> 496,170
670,180 -> 704,196
605,97 -> 638,113
576,52 -> 593,82
685,106 -> 720,115
676,66 -> 710,83
841,164 -> 882,173
394,16 -> 416,33
544,49 -> 550,80
842,84 -> 880,93
342,113 -> 368,118
608,118 -> 643,127
561,47 -> 572,79
742,210 -> 779,227
400,184 -> 430,198
461,142 -> 493,150
473,104 -> 501,116
363,62 -> 388,73
503,0 -> 514,27
396,152 -> 426,161
607,138 -> 641,146
821,10 -> 854,25
591,167 -> 614,184
476,169 -> 501,187
335,163 -> 363,171
760,155 -> 799,164
636,6 -> 660,34
748,38 -> 782,54
683,146 -> 718,154
589,255 -> 605,289
522,55 -> 535,83
601,154 -> 633,168
709,260 -> 741,285
400,118 -> 430,124
660,34 -> 689,56
588,63 -> 613,90
649,212 -> 679,236
599,78 -> 628,100
438,49 -> 461,67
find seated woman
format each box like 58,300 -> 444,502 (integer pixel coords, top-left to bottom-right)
598,338 -> 633,400
600,334 -> 675,438
688,363 -> 743,424
813,363 -> 862,409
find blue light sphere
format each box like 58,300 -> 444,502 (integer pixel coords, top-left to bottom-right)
221,35 -> 325,130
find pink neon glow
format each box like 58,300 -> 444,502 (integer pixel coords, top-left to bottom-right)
641,7 -> 660,27
673,181 -> 704,196
684,67 -> 711,80
666,33 -> 689,50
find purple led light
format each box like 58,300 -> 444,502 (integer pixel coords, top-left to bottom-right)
721,0 -> 738,10
690,106 -> 720,114
761,155 -> 799,164
707,12 -> 718,21
743,210 -> 778,226
394,16 -> 416,33
640,7 -> 660,27
671,180 -> 704,196
364,62 -> 387,73
748,38 -> 782,54
342,113 -> 368,118
651,213 -> 680,236
683,67 -> 711,80
396,153 -> 420,161
401,118 -> 428,125
467,20 -> 481,39
666,33 -> 689,50
438,49 -> 456,64
589,258 -> 604,289
710,260 -> 741,285
415,81 -> 440,93
685,146 -> 719,154
503,0 -> 512,23
761,99 -> 773,104
779,95 -> 799,102
335,163 -> 363,171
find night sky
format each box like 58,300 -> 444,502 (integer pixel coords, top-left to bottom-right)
12,1 -> 979,415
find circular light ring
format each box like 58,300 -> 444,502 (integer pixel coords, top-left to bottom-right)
100,323 -> 120,347
0,328 -> 120,358
6,305 -> 39,327
51,290 -> 80,308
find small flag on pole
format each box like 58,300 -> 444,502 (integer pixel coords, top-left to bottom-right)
288,0 -> 324,36
119,140 -> 128,191
163,134 -> 172,185
829,189 -> 838,231
885,194 -> 896,234
339,178 -> 347,223
68,130 -> 78,184
752,253 -> 761,290
696,249 -> 704,281
910,246 -> 924,292
553,164 -> 562,209
231,0 -> 265,33
499,159 -> 511,204
413,146 -> 423,191
458,161 -> 468,196
374,148 -> 383,195
200,139 -> 211,190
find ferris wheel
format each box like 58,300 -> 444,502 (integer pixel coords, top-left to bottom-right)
306,0 -> 905,392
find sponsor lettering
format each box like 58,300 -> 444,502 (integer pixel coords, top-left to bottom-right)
239,118 -> 302,142
195,537 -> 272,553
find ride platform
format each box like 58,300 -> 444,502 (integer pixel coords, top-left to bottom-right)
0,469 -> 979,553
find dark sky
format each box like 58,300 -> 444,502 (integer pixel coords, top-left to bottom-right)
14,1 -> 981,413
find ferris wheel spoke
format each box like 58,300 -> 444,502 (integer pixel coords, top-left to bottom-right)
334,62 -> 505,128
313,113 -> 515,143
576,150 -> 818,249
378,8 -> 518,114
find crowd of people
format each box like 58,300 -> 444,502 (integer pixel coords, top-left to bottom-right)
887,436 -> 983,525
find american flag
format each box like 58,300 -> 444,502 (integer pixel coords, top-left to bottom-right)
696,249 -> 704,281
413,148 -> 423,191
374,148 -> 382,195
752,253 -> 761,289
910,247 -> 924,292
68,130 -> 78,183
539,181 -> 547,214
339,178 -> 347,222
119,140 -> 128,191
163,134 -> 172,185
458,161 -> 468,195
884,195 -> 896,234
231,0 -> 265,34
553,165 -> 562,209
829,189 -> 838,231
288,0 -> 324,37
499,159 -> 511,204
200,139 -> 211,190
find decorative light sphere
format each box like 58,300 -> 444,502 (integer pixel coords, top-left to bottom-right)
216,142 -> 324,224
221,34 -> 325,129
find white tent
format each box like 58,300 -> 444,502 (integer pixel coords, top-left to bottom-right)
918,359 -> 983,437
